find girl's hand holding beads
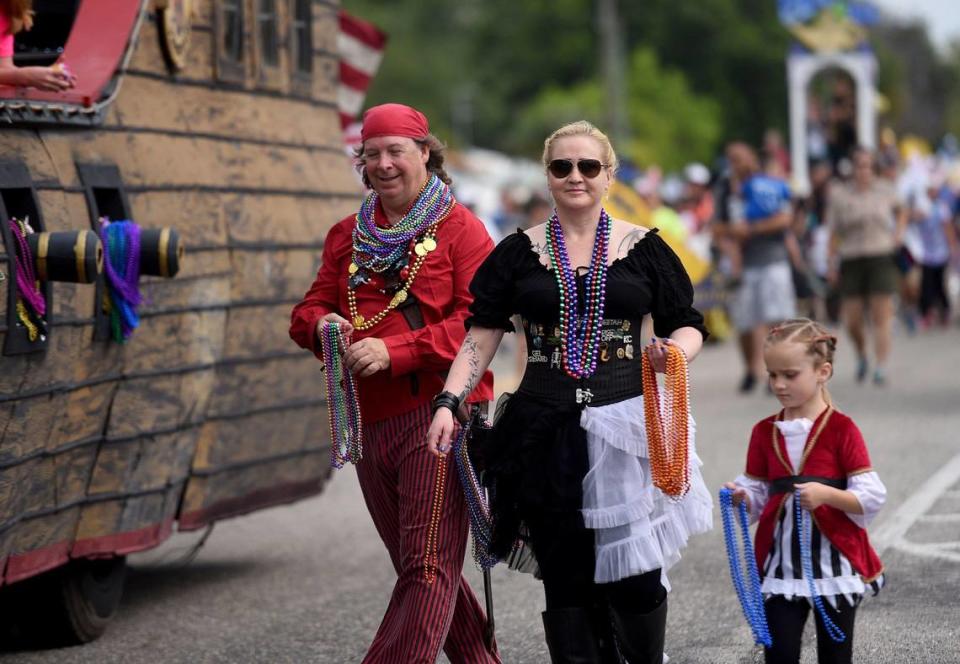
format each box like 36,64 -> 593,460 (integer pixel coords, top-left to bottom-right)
795,482 -> 830,511
723,482 -> 751,511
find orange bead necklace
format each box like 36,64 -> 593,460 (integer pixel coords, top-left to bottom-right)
642,344 -> 691,499
423,455 -> 447,584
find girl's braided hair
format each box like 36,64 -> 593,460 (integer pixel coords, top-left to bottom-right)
766,318 -> 838,403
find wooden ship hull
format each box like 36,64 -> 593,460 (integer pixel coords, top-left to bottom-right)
0,0 -> 354,639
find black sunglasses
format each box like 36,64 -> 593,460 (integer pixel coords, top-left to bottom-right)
548,158 -> 606,179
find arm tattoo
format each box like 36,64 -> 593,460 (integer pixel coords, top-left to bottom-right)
457,332 -> 482,403
617,228 -> 648,256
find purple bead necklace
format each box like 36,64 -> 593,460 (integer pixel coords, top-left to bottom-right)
545,208 -> 612,379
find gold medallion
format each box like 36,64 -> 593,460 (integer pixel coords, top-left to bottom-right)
348,262 -> 359,274
353,314 -> 365,327
415,243 -> 427,257
391,289 -> 408,307
422,237 -> 437,252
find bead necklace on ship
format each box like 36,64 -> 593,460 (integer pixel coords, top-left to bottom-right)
347,174 -> 455,330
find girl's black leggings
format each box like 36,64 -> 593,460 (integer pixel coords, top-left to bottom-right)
764,595 -> 857,664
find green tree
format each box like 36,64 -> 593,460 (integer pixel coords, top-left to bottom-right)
513,48 -> 722,169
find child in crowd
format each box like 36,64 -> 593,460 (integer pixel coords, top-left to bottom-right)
0,0 -> 74,91
724,318 -> 886,664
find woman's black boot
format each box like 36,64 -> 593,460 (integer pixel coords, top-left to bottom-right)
608,597 -> 667,664
541,608 -> 604,663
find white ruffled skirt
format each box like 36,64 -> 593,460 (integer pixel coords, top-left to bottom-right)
579,394 -> 713,590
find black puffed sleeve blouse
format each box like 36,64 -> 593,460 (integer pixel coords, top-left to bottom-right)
466,228 -> 708,340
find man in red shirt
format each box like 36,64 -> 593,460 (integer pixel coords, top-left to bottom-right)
290,103 -> 499,664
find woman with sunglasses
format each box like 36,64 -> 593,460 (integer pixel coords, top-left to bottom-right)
426,121 -> 711,663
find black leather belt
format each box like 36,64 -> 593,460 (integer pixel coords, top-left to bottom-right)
770,475 -> 846,495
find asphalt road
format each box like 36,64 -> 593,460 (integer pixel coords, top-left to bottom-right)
3,326 -> 959,663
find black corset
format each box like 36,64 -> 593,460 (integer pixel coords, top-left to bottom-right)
517,317 -> 644,407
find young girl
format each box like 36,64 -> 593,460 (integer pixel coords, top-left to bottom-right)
725,318 -> 886,664
0,0 -> 74,91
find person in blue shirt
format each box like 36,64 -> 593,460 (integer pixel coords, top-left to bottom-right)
717,143 -> 797,392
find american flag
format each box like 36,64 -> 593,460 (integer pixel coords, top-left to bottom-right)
338,10 -> 387,146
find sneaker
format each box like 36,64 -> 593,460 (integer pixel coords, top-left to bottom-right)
873,368 -> 886,386
856,357 -> 869,383
739,374 -> 756,393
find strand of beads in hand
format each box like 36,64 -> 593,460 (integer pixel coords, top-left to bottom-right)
795,489 -> 847,643
319,322 -> 363,468
642,343 -> 691,498
719,487 -> 773,647
451,423 -> 499,570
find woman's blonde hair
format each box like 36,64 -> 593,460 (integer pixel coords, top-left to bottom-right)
766,318 -> 838,405
542,121 -> 619,177
1,0 -> 34,34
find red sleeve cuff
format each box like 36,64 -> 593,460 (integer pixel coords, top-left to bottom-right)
383,332 -> 418,377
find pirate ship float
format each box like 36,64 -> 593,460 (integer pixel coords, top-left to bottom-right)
0,0 -> 355,642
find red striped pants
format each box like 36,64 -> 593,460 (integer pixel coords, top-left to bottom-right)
356,404 -> 501,664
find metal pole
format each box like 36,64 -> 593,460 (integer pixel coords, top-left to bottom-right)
597,0 -> 628,144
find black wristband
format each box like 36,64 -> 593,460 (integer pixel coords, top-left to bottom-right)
431,391 -> 461,416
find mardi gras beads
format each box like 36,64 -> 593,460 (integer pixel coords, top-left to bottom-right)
642,344 -> 691,498
795,489 -> 846,643
352,174 -> 454,275
347,175 -> 454,331
100,219 -> 143,342
545,209 -> 611,380
346,222 -> 440,331
423,454 -> 447,584
319,322 -> 363,468
719,487 -> 773,647
451,422 -> 499,570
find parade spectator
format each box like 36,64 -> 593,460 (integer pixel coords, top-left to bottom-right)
491,186 -> 527,236
725,318 -> 886,664
825,147 -> 907,386
719,142 -> 796,393
806,97 -> 829,163
427,120 -> 711,663
679,162 -> 715,235
0,0 -> 74,91
290,103 -> 500,663
523,192 -> 552,229
792,159 -> 837,323
914,176 -> 958,327
763,128 -> 791,177
711,151 -> 745,282
827,77 -> 858,173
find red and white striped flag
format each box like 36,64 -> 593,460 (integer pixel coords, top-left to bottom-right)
338,10 -> 387,146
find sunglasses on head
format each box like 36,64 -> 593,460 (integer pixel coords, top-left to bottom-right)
548,158 -> 606,179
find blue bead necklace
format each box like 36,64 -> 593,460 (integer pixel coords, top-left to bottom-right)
719,487 -> 772,647
451,422 -> 499,569
795,489 -> 847,643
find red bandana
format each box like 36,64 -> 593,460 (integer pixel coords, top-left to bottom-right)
360,103 -> 430,142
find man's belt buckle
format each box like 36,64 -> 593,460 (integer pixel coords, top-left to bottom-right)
576,388 -> 593,404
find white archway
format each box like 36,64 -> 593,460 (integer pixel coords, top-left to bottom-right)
788,51 -> 877,195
